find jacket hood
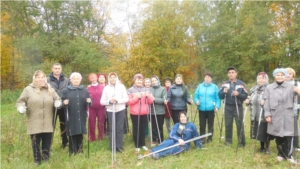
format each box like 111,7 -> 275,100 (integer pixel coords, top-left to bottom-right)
151,75 -> 161,87
108,72 -> 121,86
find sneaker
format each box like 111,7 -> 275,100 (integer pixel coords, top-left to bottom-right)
150,153 -> 160,160
288,156 -> 297,165
142,146 -> 148,151
135,148 -> 140,154
151,142 -> 156,147
276,156 -> 284,162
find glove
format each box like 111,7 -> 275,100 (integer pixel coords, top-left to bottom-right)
197,142 -> 203,149
17,106 -> 26,114
54,100 -> 62,108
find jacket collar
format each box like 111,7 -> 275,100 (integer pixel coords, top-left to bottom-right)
68,84 -> 84,90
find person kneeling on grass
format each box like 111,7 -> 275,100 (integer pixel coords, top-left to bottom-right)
148,111 -> 202,160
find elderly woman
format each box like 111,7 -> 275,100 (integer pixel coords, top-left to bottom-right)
165,74 -> 193,124
264,68 -> 300,164
149,75 -> 166,145
100,72 -> 129,153
245,72 -> 272,154
16,70 -> 61,166
127,73 -> 154,153
148,111 -> 202,160
285,67 -> 300,152
87,73 -> 105,141
61,72 -> 91,155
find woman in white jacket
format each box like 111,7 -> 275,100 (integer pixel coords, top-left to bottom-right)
100,72 -> 129,152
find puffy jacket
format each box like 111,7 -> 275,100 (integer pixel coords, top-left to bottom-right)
218,79 -> 248,105
127,85 -> 154,115
167,84 -> 191,110
194,82 -> 221,111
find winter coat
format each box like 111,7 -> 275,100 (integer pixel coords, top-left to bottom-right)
100,73 -> 129,112
249,85 -> 267,121
149,85 -> 166,115
218,79 -> 248,105
167,84 -> 191,110
194,82 -> 221,111
16,84 -> 61,135
264,81 -> 295,137
87,84 -> 105,110
47,73 -> 69,97
127,85 -> 154,115
61,85 -> 91,136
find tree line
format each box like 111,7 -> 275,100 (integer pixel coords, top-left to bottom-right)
1,1 -> 299,90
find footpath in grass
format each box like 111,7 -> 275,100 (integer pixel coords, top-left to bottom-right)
1,103 -> 299,168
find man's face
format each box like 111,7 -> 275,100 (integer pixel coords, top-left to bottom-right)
52,65 -> 62,76
227,70 -> 237,80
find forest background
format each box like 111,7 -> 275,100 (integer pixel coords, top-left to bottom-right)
1,0 -> 300,92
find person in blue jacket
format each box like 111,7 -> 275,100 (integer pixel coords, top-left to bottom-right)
194,72 -> 221,144
148,111 -> 202,160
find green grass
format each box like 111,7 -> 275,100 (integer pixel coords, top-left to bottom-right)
1,103 -> 299,169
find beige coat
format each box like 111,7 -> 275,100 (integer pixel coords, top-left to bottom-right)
16,84 -> 61,135
264,82 -> 294,137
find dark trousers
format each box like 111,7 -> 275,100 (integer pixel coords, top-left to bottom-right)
107,109 -> 125,149
30,133 -> 52,163
54,108 -> 68,146
225,104 -> 245,145
69,134 -> 83,155
130,114 -> 147,148
199,111 -> 215,141
276,136 -> 293,158
151,114 -> 164,143
171,109 -> 187,124
123,108 -> 129,134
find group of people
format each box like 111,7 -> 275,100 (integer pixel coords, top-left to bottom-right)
16,63 -> 300,165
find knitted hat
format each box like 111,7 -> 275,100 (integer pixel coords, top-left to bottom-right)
133,73 -> 143,81
272,68 -> 288,77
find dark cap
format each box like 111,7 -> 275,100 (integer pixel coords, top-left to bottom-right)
227,66 -> 237,72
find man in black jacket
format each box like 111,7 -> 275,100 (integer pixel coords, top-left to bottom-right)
47,63 -> 69,148
218,67 -> 248,146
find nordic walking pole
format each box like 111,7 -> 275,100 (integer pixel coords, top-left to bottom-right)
135,97 -> 142,154
152,103 -> 162,143
164,96 -> 173,126
214,103 -> 221,134
138,133 -> 212,160
111,103 -> 116,165
87,106 -> 90,158
253,106 -> 263,156
235,99 -> 248,155
192,94 -> 197,123
50,107 -> 58,148
145,95 -> 152,148
220,94 -> 226,143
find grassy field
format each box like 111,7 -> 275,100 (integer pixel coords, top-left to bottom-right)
1,103 -> 299,169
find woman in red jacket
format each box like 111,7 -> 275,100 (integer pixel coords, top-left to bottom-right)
127,74 -> 154,153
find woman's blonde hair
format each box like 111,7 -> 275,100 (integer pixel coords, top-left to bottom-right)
32,70 -> 53,94
286,67 -> 296,78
